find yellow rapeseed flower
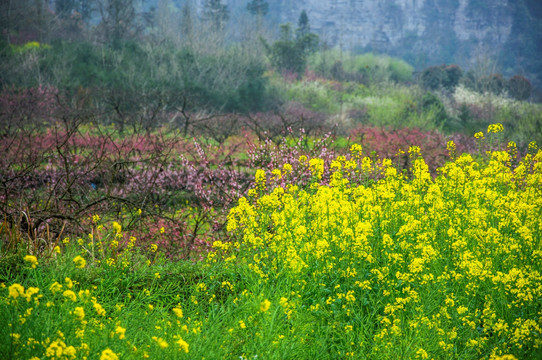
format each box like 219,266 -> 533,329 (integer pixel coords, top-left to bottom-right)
73,307 -> 85,321
100,348 -> 119,360
152,336 -> 169,349
24,255 -> 38,269
63,290 -> 77,302
487,123 -> 504,133
350,143 -> 363,156
172,307 -> 183,318
112,221 -> 122,234
260,299 -> 271,312
283,163 -> 293,173
93,301 -> 106,316
64,346 -> 77,358
22,287 -> 39,302
49,282 -> 62,294
177,337 -> 189,353
255,169 -> 266,189
9,284 -> 25,299
45,340 -> 67,358
115,326 -> 126,340
73,256 -> 86,269
416,348 -> 429,359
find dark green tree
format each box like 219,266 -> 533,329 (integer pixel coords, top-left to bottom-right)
263,24 -> 304,73
56,0 -> 78,18
247,0 -> 268,16
421,92 -> 448,127
296,10 -> 309,39
96,0 -> 138,44
508,75 -> 532,100
262,14 -> 319,76
420,64 -> 462,91
420,66 -> 445,90
0,0 -> 56,44
478,74 -> 506,94
0,0 -> 32,44
442,65 -> 463,89
295,10 -> 319,60
202,0 -> 229,32
180,2 -> 194,44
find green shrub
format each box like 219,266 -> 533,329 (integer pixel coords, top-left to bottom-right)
285,81 -> 339,113
507,75 -> 532,101
308,50 -> 413,85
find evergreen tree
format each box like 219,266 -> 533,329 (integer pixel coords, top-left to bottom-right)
180,2 -> 194,45
247,0 -> 268,17
96,0 -> 138,44
202,0 -> 229,32
296,10 -> 309,39
295,10 -> 319,56
56,0 -> 78,18
262,14 -> 319,76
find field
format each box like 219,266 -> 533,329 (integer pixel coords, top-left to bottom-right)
2,3 -> 542,358
1,122 -> 541,360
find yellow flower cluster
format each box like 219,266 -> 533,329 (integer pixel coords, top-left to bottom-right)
24,255 -> 38,269
72,256 -> 86,269
487,123 -> 504,133
216,133 -> 542,358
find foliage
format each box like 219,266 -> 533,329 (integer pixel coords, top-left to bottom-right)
247,0 -> 269,17
285,80 -> 340,114
202,0 -> 230,32
0,40 -> 270,126
420,64 -> 463,91
96,0 -> 139,44
308,50 -> 413,85
262,12 -> 319,76
451,85 -> 542,147
478,74 -> 507,95
296,10 -> 310,38
420,91 -> 449,128
508,75 -> 532,101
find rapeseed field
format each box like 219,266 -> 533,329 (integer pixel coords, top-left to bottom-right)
2,125 -> 541,359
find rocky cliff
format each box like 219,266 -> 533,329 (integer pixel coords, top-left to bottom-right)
272,0 -> 514,67
188,0 -> 542,84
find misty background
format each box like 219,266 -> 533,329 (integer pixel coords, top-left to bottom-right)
2,0 -> 541,84
1,0 -> 541,137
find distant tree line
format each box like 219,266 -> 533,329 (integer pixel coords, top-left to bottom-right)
1,0 -> 330,132
420,64 -> 533,100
